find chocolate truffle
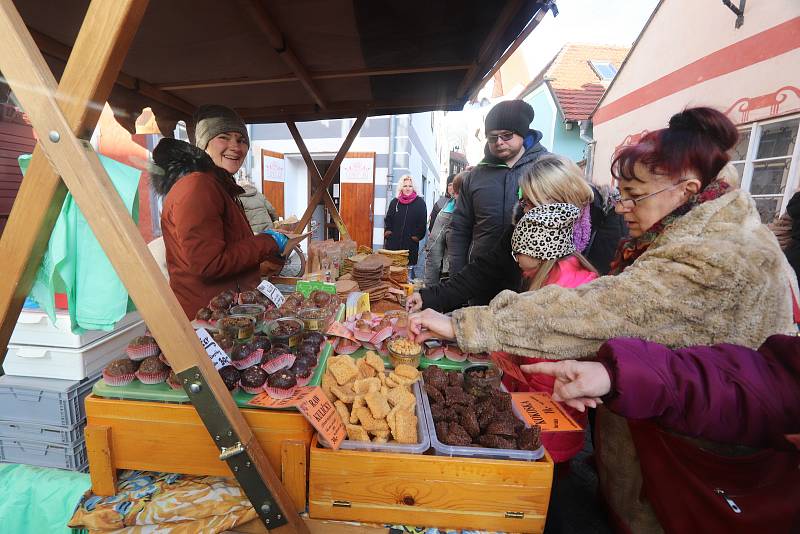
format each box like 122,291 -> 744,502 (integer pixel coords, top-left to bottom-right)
219,365 -> 241,391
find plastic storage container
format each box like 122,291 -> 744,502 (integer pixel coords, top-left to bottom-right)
0,372 -> 101,427
0,420 -> 85,445
0,438 -> 87,471
318,376 -> 429,454
10,310 -> 142,348
4,320 -> 145,380
420,386 -> 545,461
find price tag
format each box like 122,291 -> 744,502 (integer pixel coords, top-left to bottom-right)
248,386 -> 347,449
195,328 -> 232,370
257,280 -> 285,308
511,392 -> 582,432
296,280 -> 336,298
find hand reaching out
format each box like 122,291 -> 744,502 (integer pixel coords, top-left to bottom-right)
521,360 -> 611,413
406,292 -> 423,312
407,308 -> 456,343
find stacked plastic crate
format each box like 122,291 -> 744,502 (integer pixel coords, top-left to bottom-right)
0,308 -> 144,471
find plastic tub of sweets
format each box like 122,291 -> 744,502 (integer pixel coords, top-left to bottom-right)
265,317 -> 304,348
228,304 -> 267,332
296,307 -> 333,333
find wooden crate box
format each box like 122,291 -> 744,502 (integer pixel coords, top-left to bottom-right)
84,394 -> 312,511
309,437 -> 553,533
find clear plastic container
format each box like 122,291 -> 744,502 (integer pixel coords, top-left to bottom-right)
265,317 -> 304,348
297,307 -> 333,333
218,315 -> 255,343
318,376 -> 429,454
228,304 -> 267,332
421,384 -> 545,461
463,363 -> 503,397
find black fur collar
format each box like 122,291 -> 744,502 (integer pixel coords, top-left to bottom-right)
150,138 -> 244,197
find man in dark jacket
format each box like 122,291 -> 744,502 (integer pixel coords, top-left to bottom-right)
448,100 -> 548,293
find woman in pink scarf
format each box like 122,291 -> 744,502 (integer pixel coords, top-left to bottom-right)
384,175 -> 427,270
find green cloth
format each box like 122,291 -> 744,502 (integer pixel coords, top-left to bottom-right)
19,153 -> 139,333
0,463 -> 91,534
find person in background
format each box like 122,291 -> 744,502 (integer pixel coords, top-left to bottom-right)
428,174 -> 455,233
152,105 -> 286,318
238,182 -> 280,233
770,186 -> 800,283
583,183 -> 628,275
408,107 -> 798,533
384,175 -> 427,275
448,99 -> 549,291
423,172 -> 465,286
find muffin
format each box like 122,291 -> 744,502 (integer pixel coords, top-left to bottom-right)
261,348 -> 295,374
219,365 -> 241,392
208,295 -> 229,312
220,289 -> 237,307
300,331 -> 325,347
265,370 -> 298,399
238,290 -> 259,305
195,307 -> 213,321
135,355 -> 169,384
230,342 -> 260,370
166,369 -> 182,390
240,365 -> 268,394
290,360 -> 313,386
295,353 -> 318,369
296,342 -> 318,359
126,335 -> 160,361
103,358 -> 138,387
251,335 -> 271,352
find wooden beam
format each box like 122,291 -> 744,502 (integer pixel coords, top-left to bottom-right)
241,0 -> 327,109
292,116 -> 365,235
237,98 -> 440,123
0,4 -> 306,532
286,122 -> 351,240
0,0 -> 150,356
155,64 -> 472,91
28,27 -> 195,116
456,0 -> 523,98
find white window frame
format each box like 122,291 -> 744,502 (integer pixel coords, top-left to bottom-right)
731,113 -> 800,217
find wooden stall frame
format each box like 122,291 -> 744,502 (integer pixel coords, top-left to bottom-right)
0,1 -> 307,531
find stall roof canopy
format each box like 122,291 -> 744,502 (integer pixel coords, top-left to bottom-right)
17,0 -> 552,133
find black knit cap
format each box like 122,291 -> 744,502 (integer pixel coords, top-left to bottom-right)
485,100 -> 535,136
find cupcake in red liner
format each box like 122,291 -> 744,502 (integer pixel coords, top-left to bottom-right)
240,365 -> 268,394
289,360 -> 313,387
126,335 -> 160,361
135,355 -> 169,384
166,370 -> 182,390
103,358 -> 138,387
158,352 -> 172,368
208,294 -> 229,312
295,353 -> 318,370
251,335 -> 272,353
230,343 -> 262,370
265,370 -> 297,399
219,365 -> 241,393
261,351 -> 296,374
300,331 -> 325,347
238,290 -> 260,305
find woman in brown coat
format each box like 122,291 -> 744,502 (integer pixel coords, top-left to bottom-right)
152,105 -> 286,318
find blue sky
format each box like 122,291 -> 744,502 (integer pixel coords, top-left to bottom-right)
520,0 -> 660,77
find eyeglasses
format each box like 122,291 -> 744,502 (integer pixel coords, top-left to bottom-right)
487,132 -> 515,144
518,198 -> 535,212
613,181 -> 686,210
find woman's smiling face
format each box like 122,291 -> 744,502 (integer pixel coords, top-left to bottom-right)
205,131 -> 249,174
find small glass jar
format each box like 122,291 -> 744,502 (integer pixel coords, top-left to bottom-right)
229,304 -> 267,332
266,317 -> 304,348
386,337 -> 423,369
218,314 -> 256,343
297,307 -> 333,333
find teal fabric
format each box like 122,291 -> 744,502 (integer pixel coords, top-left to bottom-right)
441,198 -> 456,214
0,464 -> 91,534
19,153 -> 140,333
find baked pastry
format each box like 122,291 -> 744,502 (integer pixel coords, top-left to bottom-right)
265,370 -> 297,399
290,359 -> 313,386
240,365 -> 268,394
218,365 -> 241,392
103,358 -> 138,386
135,355 -> 169,384
195,307 -> 213,321
166,369 -> 182,390
300,331 -> 325,347
126,335 -> 160,361
230,342 -> 260,370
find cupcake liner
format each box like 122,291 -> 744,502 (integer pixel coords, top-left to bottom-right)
354,329 -> 374,343
166,374 -> 183,390
369,326 -> 393,345
231,348 -> 263,370
265,384 -> 297,399
335,339 -> 360,355
135,368 -> 169,384
294,374 -> 311,387
158,352 -> 172,367
102,370 -> 136,387
241,382 -> 266,395
261,353 -> 296,374
126,343 -> 159,361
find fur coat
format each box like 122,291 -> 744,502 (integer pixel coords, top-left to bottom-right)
453,189 -> 798,533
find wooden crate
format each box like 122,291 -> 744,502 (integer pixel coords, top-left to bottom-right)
309,437 -> 553,533
84,394 -> 312,511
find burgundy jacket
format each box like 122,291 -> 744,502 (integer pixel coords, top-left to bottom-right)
597,335 -> 800,450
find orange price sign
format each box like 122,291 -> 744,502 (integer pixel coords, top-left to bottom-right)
511,392 -> 582,432
248,386 -> 347,448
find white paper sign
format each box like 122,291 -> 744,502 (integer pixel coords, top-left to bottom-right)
257,280 -> 285,308
195,328 -> 232,370
340,157 -> 374,184
262,154 -> 285,182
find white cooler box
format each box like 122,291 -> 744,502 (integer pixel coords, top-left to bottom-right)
3,320 -> 146,380
11,310 -> 141,348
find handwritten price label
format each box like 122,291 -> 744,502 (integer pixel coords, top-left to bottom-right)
257,280 -> 285,308
511,392 -> 582,432
195,328 -> 232,370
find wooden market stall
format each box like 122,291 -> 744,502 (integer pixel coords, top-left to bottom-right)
0,0 -> 556,531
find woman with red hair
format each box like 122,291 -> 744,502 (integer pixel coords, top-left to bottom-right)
409,107 -> 798,533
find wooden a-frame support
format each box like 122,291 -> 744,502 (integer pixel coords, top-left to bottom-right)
0,1 -> 306,532
287,116 -> 366,241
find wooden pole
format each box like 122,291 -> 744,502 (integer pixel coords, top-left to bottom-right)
290,115 -> 366,237
0,2 -> 306,532
0,0 -> 149,355
286,122 -> 351,240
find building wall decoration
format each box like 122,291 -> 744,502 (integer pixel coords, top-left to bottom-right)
724,86 -> 800,124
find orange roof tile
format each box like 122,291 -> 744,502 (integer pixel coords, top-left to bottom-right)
524,43 -> 629,121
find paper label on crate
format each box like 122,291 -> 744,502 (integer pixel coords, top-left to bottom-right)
511,392 -> 582,432
195,328 -> 232,370
248,386 -> 347,449
295,280 -> 336,298
490,353 -> 529,385
257,280 -> 285,308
